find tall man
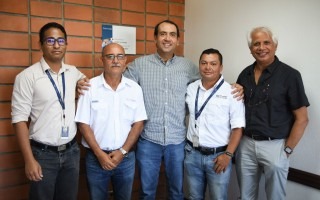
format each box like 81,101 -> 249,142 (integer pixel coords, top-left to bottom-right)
75,43 -> 147,200
124,20 -> 199,199
184,48 -> 245,200
235,26 -> 309,200
11,22 -> 85,200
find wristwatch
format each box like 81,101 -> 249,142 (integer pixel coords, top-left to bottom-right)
284,146 -> 293,154
119,147 -> 128,157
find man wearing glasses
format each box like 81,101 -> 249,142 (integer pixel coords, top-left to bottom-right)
11,22 -> 86,199
75,42 -> 147,200
235,26 -> 310,200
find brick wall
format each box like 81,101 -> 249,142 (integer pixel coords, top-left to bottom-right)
0,0 -> 185,199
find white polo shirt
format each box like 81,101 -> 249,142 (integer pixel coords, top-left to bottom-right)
75,73 -> 147,150
11,57 -> 85,145
186,75 -> 245,148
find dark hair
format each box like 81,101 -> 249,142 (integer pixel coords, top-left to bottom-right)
199,48 -> 223,65
154,20 -> 180,38
39,22 -> 67,45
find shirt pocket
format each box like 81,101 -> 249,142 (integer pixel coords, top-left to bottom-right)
91,100 -> 109,121
205,99 -> 229,122
123,99 -> 138,123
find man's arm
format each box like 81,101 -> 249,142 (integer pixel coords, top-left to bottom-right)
14,121 -> 43,181
78,123 -> 116,170
285,106 -> 309,155
213,128 -> 243,174
110,120 -> 144,165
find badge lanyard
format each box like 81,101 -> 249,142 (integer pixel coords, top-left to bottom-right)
195,79 -> 224,125
45,69 -> 66,124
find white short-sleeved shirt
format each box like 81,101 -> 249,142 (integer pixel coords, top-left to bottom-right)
75,74 -> 147,150
186,75 -> 245,148
11,57 -> 85,145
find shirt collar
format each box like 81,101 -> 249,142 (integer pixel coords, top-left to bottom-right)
249,56 -> 280,75
154,52 -> 177,65
199,75 -> 224,91
98,73 -> 131,91
40,57 -> 67,74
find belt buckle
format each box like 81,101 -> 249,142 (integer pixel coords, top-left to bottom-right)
58,144 -> 66,151
200,147 -> 214,155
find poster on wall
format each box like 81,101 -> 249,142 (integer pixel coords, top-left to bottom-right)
102,24 -> 136,54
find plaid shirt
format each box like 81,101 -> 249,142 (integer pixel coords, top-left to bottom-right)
124,53 -> 199,145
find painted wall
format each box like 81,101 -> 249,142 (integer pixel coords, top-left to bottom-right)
185,0 -> 320,199
0,0 -> 186,199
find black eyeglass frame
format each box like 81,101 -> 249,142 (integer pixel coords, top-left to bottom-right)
44,37 -> 67,46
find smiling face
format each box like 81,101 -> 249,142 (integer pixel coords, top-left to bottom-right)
154,22 -> 179,60
249,30 -> 277,67
199,53 -> 223,85
40,28 -> 67,64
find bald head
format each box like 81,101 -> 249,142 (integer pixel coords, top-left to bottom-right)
102,43 -> 125,56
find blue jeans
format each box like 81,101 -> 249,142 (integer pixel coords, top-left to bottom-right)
85,149 -> 135,200
184,143 -> 232,200
136,137 -> 185,200
29,142 -> 80,200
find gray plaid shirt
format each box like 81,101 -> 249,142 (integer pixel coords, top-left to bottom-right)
124,53 -> 199,145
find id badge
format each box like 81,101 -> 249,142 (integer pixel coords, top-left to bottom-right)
61,126 -> 69,139
192,134 -> 199,147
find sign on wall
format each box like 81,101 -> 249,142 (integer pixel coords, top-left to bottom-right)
102,24 -> 136,54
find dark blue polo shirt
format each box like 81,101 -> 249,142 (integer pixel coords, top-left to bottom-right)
237,56 -> 310,139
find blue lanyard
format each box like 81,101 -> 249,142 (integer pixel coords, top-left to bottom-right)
195,79 -> 224,121
45,70 -> 65,112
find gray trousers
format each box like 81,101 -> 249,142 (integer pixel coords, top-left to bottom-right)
235,136 -> 289,200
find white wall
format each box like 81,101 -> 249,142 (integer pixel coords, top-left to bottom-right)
185,0 -> 320,199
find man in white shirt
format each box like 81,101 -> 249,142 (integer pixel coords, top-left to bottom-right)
75,42 -> 147,200
184,48 -> 245,200
11,22 -> 85,200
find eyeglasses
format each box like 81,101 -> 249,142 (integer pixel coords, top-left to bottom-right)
103,54 -> 126,61
247,82 -> 270,107
44,37 -> 66,46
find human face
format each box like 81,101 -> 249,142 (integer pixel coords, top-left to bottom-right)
199,53 -> 223,84
101,43 -> 127,77
250,31 -> 277,67
40,28 -> 67,64
154,22 -> 179,58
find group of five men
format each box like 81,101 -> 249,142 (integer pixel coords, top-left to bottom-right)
11,19 -> 309,200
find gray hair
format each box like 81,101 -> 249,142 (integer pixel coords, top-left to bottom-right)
247,26 -> 278,47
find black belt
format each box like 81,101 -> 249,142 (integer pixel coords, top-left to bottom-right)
245,133 -> 276,141
30,138 -> 77,152
187,140 -> 227,155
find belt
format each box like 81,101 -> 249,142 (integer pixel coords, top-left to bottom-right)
30,138 -> 77,152
187,140 -> 227,155
85,147 -> 133,154
86,147 -> 115,154
245,133 -> 276,141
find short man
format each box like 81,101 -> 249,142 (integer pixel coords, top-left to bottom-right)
11,22 -> 85,200
235,26 -> 309,200
184,48 -> 245,200
75,42 -> 147,200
